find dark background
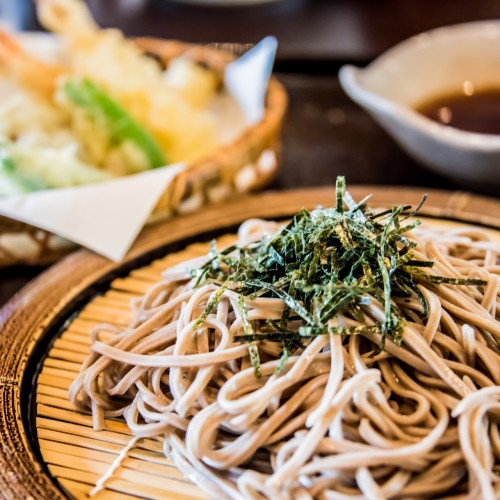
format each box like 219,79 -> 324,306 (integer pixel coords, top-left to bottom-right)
1,0 -> 500,304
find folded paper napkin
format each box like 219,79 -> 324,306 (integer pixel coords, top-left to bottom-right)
0,36 -> 277,261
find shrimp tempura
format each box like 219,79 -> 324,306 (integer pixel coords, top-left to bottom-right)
0,27 -> 65,99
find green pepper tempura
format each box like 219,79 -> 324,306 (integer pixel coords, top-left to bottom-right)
62,79 -> 166,171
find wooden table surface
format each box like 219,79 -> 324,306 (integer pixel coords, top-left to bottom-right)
1,0 -> 498,305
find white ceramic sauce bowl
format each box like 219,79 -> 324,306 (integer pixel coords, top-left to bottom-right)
339,21 -> 500,192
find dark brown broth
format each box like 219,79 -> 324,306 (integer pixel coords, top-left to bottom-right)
416,87 -> 500,135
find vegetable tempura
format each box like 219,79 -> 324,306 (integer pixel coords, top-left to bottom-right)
0,0 -> 219,194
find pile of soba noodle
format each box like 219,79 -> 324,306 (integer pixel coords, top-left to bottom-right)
70,213 -> 500,499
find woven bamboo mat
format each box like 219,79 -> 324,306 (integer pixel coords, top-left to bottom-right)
35,235 -> 236,499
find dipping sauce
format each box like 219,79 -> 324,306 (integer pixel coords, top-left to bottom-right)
416,84 -> 500,135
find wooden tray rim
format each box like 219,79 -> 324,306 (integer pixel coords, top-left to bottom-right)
1,186 -> 500,498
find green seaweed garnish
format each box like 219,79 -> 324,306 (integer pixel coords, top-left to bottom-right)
190,177 -> 487,374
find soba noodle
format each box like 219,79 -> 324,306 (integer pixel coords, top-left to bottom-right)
69,216 -> 500,500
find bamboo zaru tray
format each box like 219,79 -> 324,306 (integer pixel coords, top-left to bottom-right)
1,187 -> 500,499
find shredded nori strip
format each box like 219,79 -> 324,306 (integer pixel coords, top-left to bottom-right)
190,177 -> 487,374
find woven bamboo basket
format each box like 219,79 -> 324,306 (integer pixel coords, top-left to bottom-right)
0,38 -> 288,267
